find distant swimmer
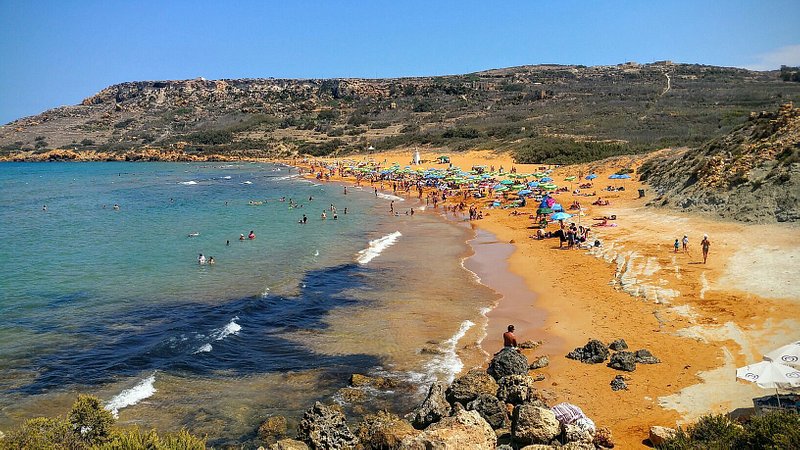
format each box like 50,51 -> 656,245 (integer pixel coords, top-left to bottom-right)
333,213 -> 338,220
113,204 -> 120,210
42,205 -> 47,211
208,256 -> 215,265
303,214 -> 308,224
321,211 -> 327,220
344,186 -> 347,195
374,187 -> 378,196
239,234 -> 246,241
410,207 -> 415,216
188,232 -> 200,237
198,253 -> 206,265
248,230 -> 256,240
226,240 -> 230,246
344,207 -> 347,215
309,196 -> 313,201
503,325 -> 518,348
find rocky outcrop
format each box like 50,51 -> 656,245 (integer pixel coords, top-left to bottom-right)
409,383 -> 451,429
349,373 -> 397,390
593,426 -> 615,448
400,409 -> 496,450
259,416 -> 288,441
496,375 -> 541,405
355,411 -> 418,449
488,348 -> 530,380
529,355 -> 550,370
466,393 -> 509,429
634,349 -> 661,364
610,375 -> 628,391
566,339 -> 609,364
608,351 -> 636,372
269,439 -> 310,450
511,405 -> 561,446
608,339 -> 628,351
649,425 -> 677,446
446,369 -> 499,405
296,402 -> 358,450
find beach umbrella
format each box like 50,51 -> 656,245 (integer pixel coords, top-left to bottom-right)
552,203 -> 564,212
541,177 -> 553,182
609,174 -> 620,179
617,174 -> 631,179
551,212 -> 573,221
764,341 -> 800,368
537,207 -> 553,215
564,176 -> 577,181
518,189 -> 533,196
586,173 -> 597,180
736,360 -> 800,406
500,179 -> 514,185
528,181 -> 540,188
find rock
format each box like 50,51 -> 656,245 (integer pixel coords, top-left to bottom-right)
511,404 -> 560,446
446,369 -> 499,405
649,426 -> 677,446
410,382 -> 451,429
269,439 -> 310,450
519,340 -> 543,349
336,387 -> 367,403
496,374 -> 541,405
608,339 -> 628,351
519,446 -> 555,450
400,409 -> 496,450
566,339 -> 609,364
564,423 -> 595,443
561,442 -> 596,450
466,393 -> 509,429
635,349 -> 661,364
496,444 -> 515,450
488,347 -> 530,380
259,415 -> 288,441
608,351 -> 636,372
355,410 -> 418,449
529,355 -> 550,370
349,373 -> 397,389
593,426 -> 615,448
296,402 -> 358,449
610,375 -> 628,391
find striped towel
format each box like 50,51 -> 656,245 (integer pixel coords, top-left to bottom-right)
551,402 -> 586,425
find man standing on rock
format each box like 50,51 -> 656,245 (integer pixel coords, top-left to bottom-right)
503,325 -> 518,348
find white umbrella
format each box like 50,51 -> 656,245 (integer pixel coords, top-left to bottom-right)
763,340 -> 800,368
737,360 -> 800,407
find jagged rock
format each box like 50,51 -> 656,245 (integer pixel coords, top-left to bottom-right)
635,349 -> 661,364
336,387 -> 366,403
269,438 -> 309,450
355,411 -> 418,449
519,340 -> 543,349
608,351 -> 636,372
466,393 -> 509,429
529,355 -> 550,370
349,373 -> 397,389
511,404 -> 561,446
496,375 -> 540,405
488,348 -> 530,380
564,423 -> 595,443
410,382 -> 451,429
649,426 -> 677,446
259,415 -> 288,441
608,339 -> 628,351
399,409 -> 496,449
593,426 -> 615,448
296,402 -> 358,449
566,339 -> 609,364
610,375 -> 628,391
446,369 -> 499,405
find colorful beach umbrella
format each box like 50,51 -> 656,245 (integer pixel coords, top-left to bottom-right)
537,207 -> 553,215
564,176 -> 577,181
586,173 -> 597,180
551,212 -> 573,221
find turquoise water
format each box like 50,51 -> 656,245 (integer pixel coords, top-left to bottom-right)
0,162 -> 495,446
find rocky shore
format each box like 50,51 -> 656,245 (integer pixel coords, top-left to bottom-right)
0,147 -> 243,162
257,348 -> 614,450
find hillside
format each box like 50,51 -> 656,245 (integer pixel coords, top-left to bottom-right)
639,102 -> 800,223
1,62 -> 799,162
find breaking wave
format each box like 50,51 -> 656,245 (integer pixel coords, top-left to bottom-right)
357,231 -> 401,264
105,373 -> 157,418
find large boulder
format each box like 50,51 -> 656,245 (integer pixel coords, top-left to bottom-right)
564,423 -> 595,444
269,439 -> 310,450
355,411 -> 418,449
511,404 -> 561,446
446,369 -> 499,405
566,339 -> 609,364
608,351 -> 636,372
488,348 -> 530,380
259,415 -> 288,441
466,393 -> 509,429
410,382 -> 452,429
635,349 -> 661,364
593,426 -> 615,448
496,375 -> 540,405
400,409 -> 496,449
296,402 -> 358,449
649,426 -> 677,446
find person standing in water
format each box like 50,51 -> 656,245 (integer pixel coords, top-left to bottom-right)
701,234 -> 711,264
198,253 -> 206,265
503,325 -> 518,348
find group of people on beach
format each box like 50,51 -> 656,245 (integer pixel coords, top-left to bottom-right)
673,234 -> 711,263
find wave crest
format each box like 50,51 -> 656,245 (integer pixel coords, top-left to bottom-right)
357,232 -> 401,264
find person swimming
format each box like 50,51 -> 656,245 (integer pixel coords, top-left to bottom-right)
198,253 -> 206,265
248,231 -> 255,239
239,234 -> 245,241
208,256 -> 215,265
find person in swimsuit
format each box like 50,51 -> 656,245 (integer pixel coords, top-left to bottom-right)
701,235 -> 711,264
503,325 -> 518,348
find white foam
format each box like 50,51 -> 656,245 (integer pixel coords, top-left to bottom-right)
241,181 -> 253,185
357,231 -> 402,264
179,181 -> 198,185
421,320 -> 475,386
105,373 -> 156,418
211,317 -> 242,341
377,192 -> 404,201
194,343 -> 213,354
314,250 -> 320,256
222,176 -> 232,180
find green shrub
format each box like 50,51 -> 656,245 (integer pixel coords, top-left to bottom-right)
186,129 -> 233,145
68,395 -> 115,445
657,411 -> 800,450
114,119 -> 135,129
1,416 -> 81,450
94,427 -> 206,450
738,410 -> 800,449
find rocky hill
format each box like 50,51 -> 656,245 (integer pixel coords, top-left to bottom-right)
1,62 -> 799,162
639,103 -> 800,223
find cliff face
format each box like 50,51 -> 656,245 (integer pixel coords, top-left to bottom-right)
640,103 -> 800,223
1,62 -> 799,160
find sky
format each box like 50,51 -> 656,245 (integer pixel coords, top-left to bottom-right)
1,0 -> 799,124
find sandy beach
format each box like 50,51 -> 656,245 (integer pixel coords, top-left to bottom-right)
298,149 -> 800,448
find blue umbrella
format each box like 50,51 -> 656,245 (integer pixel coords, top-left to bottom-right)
551,212 -> 573,221
518,189 -> 533,196
609,174 -> 620,179
617,174 -> 631,179
541,177 -> 553,182
586,173 -> 597,180
552,203 -> 564,212
528,181 -> 540,188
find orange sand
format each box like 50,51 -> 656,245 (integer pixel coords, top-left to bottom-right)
294,149 -> 800,448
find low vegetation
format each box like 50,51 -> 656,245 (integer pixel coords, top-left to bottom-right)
657,410 -> 800,449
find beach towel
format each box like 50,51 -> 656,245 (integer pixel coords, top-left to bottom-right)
551,402 -> 586,425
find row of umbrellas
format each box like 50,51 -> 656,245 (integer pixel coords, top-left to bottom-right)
736,341 -> 800,406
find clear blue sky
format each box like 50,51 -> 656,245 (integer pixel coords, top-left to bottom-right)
1,0 -> 798,124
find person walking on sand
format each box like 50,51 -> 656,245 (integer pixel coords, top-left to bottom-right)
701,234 -> 711,264
503,325 -> 518,348
682,235 -> 689,253
674,238 -> 680,253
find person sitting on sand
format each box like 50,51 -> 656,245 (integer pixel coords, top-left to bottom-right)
503,325 -> 518,348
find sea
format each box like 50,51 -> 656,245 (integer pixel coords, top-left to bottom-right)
0,162 -> 501,446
